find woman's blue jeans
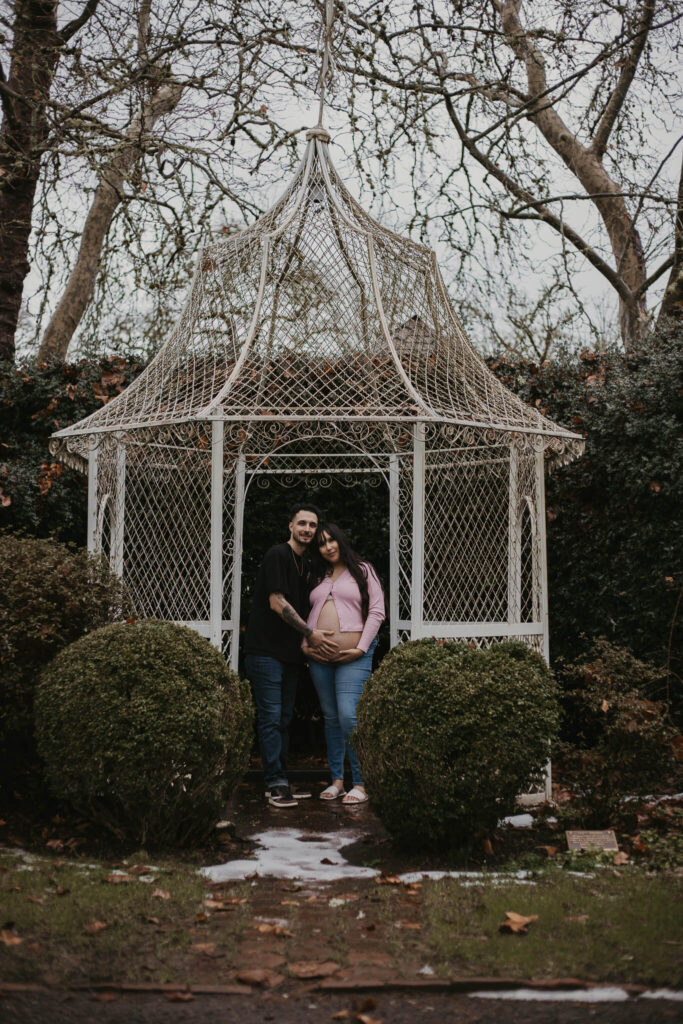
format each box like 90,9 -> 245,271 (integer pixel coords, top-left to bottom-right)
308,639 -> 377,788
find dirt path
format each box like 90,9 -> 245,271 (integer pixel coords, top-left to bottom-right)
2,989 -> 681,1024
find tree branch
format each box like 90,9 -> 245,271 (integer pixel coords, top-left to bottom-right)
591,1 -> 656,159
59,0 -> 101,44
441,91 -> 634,306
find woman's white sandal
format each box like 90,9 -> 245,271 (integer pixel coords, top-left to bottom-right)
342,786 -> 368,805
320,783 -> 346,800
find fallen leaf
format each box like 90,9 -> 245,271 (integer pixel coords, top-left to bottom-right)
535,845 -> 559,857
375,874 -> 402,885
126,865 -> 152,875
0,930 -> 22,946
26,895 -> 44,905
236,969 -> 268,987
55,886 -> 70,896
281,900 -> 300,906
356,1015 -> 382,1024
144,916 -> 160,925
482,838 -> 494,856
190,942 -> 216,955
103,874 -> 134,885
601,699 -> 609,712
395,921 -> 422,930
45,839 -> 64,851
565,915 -> 589,923
320,857 -> 337,865
358,999 -> 377,1012
195,912 -> 209,923
613,851 -> 629,866
84,921 -> 108,935
287,960 -> 340,979
256,923 -> 294,937
165,991 -> 194,1002
92,993 -> 117,1003
152,887 -> 170,900
203,899 -> 225,910
331,1012 -> 351,1021
499,911 -> 539,935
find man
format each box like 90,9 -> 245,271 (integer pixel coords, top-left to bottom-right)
244,503 -> 338,808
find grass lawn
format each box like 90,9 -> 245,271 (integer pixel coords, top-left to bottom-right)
419,870 -> 683,985
0,849 -> 249,985
1,846 -> 681,989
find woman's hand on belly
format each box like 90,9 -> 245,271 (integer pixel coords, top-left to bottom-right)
332,647 -> 363,664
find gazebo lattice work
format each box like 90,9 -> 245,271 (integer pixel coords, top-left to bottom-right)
52,127 -> 584,684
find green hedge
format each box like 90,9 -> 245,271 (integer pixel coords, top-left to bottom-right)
0,533 -> 130,791
35,620 -> 253,846
354,639 -> 559,848
2,320 -> 680,692
488,319 -> 681,688
0,356 -> 143,542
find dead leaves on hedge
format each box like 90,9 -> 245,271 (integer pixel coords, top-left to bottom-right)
499,910 -> 539,935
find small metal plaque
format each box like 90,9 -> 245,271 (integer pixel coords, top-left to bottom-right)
565,829 -> 619,852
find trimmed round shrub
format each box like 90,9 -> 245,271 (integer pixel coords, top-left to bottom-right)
35,620 -> 253,846
354,639 -> 559,849
0,533 -> 129,788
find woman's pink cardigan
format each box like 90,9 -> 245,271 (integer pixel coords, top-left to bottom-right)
306,565 -> 385,652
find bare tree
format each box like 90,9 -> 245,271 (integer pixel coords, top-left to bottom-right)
294,0 -> 681,350
1,0 -> 305,364
0,0 -> 101,362
37,0 -> 184,361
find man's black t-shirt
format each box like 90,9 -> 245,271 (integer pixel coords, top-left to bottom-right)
244,542 -> 310,664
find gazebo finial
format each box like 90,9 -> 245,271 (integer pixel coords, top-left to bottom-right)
316,0 -> 336,129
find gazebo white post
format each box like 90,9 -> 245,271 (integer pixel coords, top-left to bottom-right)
507,444 -> 521,626
209,420 -> 224,651
389,453 -> 400,647
110,444 -> 126,577
410,422 -> 426,639
229,453 -> 246,671
86,441 -> 99,554
535,446 -> 552,800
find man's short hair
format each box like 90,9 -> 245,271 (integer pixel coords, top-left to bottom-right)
288,502 -> 321,523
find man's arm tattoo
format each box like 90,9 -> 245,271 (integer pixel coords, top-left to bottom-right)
271,593 -> 312,637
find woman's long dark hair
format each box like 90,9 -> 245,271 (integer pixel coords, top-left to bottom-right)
310,522 -> 380,623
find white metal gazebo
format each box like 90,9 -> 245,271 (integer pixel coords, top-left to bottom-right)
51,125 -> 584,677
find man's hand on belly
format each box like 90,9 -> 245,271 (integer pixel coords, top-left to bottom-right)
308,629 -> 339,658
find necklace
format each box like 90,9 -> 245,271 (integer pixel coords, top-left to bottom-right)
290,547 -> 304,577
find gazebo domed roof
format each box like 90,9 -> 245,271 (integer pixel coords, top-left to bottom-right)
54,129 -> 583,463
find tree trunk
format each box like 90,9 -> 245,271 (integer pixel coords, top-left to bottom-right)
0,1 -> 60,363
498,0 -> 651,349
38,81 -> 183,362
658,153 -> 683,323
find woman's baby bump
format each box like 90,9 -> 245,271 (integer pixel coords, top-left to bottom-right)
316,596 -> 362,651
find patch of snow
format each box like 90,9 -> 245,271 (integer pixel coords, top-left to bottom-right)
471,987 -> 683,1003
201,828 -> 378,882
202,828 -> 543,883
640,989 -> 683,1001
399,870 -> 533,884
501,813 -> 534,829
418,965 -> 435,976
470,988 -> 631,1003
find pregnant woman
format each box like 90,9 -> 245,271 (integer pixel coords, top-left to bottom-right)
303,523 -> 385,805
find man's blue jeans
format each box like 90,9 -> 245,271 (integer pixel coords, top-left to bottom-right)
308,639 -> 377,788
245,655 -> 298,789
